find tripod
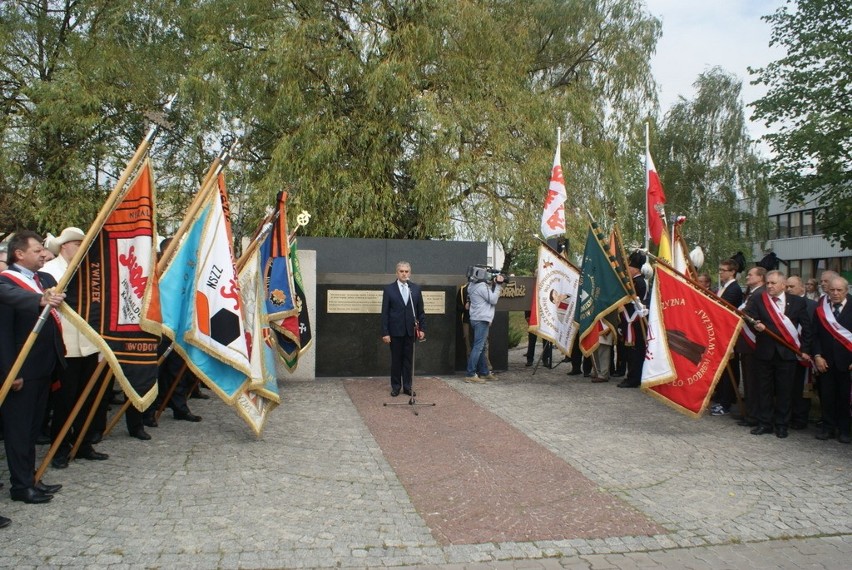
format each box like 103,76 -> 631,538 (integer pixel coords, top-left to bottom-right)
384,307 -> 435,415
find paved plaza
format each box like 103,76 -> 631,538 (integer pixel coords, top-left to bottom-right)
2,346 -> 851,569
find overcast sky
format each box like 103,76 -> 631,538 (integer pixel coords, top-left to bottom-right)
644,0 -> 786,150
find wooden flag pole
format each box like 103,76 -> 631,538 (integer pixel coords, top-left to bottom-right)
646,251 -> 807,358
34,359 -> 109,481
68,365 -> 113,460
0,95 -> 176,408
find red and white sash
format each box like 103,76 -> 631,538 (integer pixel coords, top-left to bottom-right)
815,296 -> 852,352
1,269 -> 63,332
760,291 -> 802,352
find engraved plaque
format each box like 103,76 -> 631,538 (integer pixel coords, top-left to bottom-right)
327,290 -> 446,314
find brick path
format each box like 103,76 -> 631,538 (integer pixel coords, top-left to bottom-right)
0,346 -> 850,568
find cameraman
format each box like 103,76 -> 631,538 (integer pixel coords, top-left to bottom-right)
465,270 -> 504,383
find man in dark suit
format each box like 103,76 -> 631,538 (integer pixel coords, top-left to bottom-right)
381,261 -> 426,397
0,230 -> 67,504
710,259 -> 746,415
735,266 -> 766,427
786,275 -> 818,429
812,276 -> 852,443
745,269 -> 812,439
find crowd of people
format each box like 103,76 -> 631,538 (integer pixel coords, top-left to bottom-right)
0,228 -> 205,529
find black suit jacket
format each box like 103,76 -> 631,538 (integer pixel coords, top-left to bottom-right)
745,290 -> 812,361
0,268 -> 66,380
735,285 -> 765,353
813,294 -> 852,371
381,281 -> 426,338
718,279 -> 744,308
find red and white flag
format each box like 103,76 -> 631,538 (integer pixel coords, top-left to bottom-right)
540,137 -> 566,238
646,149 -> 667,246
641,264 -> 743,417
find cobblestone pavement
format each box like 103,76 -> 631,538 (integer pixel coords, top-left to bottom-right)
1,347 -> 850,569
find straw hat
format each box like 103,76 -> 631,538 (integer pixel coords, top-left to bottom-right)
45,227 -> 85,256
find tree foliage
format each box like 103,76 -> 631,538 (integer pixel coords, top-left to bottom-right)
1,0 -> 662,268
750,0 -> 852,249
635,68 -> 769,265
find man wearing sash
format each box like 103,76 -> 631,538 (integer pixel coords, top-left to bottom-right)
745,269 -> 812,439
735,266 -> 766,427
0,231 -> 67,505
813,276 -> 852,444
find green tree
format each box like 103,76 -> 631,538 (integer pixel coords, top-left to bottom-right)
623,68 -> 769,265
750,0 -> 852,249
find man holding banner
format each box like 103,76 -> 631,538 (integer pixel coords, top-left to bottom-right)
745,270 -> 812,439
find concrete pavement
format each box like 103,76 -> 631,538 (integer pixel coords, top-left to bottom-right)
1,346 -> 850,568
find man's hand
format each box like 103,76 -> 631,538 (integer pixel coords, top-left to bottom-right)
40,288 -> 65,308
814,354 -> 828,373
417,330 -> 425,341
754,321 -> 766,332
11,378 -> 23,392
382,335 -> 391,344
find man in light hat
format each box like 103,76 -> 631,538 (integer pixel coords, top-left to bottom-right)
42,227 -> 110,467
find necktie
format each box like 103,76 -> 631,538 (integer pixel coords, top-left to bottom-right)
401,283 -> 409,305
32,272 -> 43,291
834,303 -> 842,318
773,297 -> 781,308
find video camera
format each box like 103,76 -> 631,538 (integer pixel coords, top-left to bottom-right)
466,265 -> 505,284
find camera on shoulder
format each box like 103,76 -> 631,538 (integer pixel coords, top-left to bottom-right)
466,265 -> 504,284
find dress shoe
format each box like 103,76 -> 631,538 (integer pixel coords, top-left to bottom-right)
591,377 -> 609,383
174,412 -> 202,422
51,454 -> 70,469
390,389 -> 400,397
815,429 -> 836,441
617,379 -> 639,388
750,426 -> 773,435
403,389 -> 416,397
129,428 -> 151,441
0,515 -> 10,529
10,487 -> 53,504
737,419 -> 758,427
525,361 -> 532,367
839,433 -> 851,444
79,448 -> 109,461
790,421 -> 808,430
775,428 -> 789,439
34,481 -> 62,494
567,368 -> 582,376
143,417 -> 158,428
191,391 -> 210,400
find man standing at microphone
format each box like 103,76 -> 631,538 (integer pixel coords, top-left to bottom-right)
381,261 -> 426,397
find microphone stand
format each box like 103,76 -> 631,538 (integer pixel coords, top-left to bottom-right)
384,291 -> 435,415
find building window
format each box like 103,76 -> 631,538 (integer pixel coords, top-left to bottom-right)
788,259 -> 801,277
778,214 -> 790,239
801,210 -> 813,237
789,211 -> 801,237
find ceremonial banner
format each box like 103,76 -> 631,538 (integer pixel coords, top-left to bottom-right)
280,241 -> 313,371
646,149 -> 667,246
528,243 -> 580,355
641,264 -> 743,417
62,160 -> 160,411
576,222 -> 631,356
235,244 -> 280,435
539,137 -> 566,238
158,188 -> 251,403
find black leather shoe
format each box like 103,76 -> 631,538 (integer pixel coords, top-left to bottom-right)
143,417 -> 158,428
190,391 -> 210,400
815,429 -> 835,441
129,428 -> 151,441
790,421 -> 807,430
0,515 -> 10,529
567,369 -> 582,376
79,449 -> 109,461
174,412 -> 202,422
403,389 -> 416,397
839,433 -> 851,444
10,487 -> 53,504
51,455 -> 70,469
737,419 -> 758,427
750,426 -> 773,435
617,380 -> 639,388
34,481 -> 62,494
390,390 -> 400,397
776,428 -> 789,439
525,361 -> 533,367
